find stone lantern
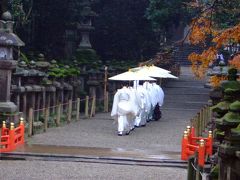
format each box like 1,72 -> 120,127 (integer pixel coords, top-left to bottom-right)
0,11 -> 24,113
77,6 -> 96,49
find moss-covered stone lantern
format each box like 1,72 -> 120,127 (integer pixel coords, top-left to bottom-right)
211,68 -> 240,179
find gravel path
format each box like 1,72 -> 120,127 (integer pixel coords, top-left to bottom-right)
28,66 -> 209,154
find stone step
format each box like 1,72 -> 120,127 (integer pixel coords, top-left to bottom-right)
164,94 -> 209,102
164,88 -> 209,95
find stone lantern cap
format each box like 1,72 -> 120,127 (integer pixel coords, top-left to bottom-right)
0,31 -> 25,47
2,11 -> 13,21
52,81 -> 64,90
45,86 -> 56,92
14,67 -> 29,77
0,11 -> 24,47
11,85 -> 25,93
18,60 -> 27,67
50,59 -> 57,64
32,85 -> 42,92
36,61 -> 50,68
81,7 -> 97,17
62,82 -> 73,91
28,69 -> 46,77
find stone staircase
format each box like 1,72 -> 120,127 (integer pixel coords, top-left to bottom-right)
173,44 -> 204,65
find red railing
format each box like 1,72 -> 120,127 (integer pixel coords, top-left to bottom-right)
0,118 -> 25,153
181,126 -> 212,167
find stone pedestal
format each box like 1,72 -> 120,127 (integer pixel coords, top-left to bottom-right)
219,144 -> 240,180
11,85 -> 25,112
87,80 -> 99,97
0,60 -> 17,112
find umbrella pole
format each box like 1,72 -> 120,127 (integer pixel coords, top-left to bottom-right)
159,78 -> 162,86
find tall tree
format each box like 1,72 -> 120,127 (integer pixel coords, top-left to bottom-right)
92,0 -> 159,61
7,0 -> 160,61
145,0 -> 191,45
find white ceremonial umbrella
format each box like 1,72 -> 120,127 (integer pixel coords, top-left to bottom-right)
132,65 -> 171,74
132,65 -> 178,79
159,73 -> 178,79
108,70 -> 156,81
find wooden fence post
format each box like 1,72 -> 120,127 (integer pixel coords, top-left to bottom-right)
190,118 -> 193,127
202,108 -> 205,133
90,97 -> 93,117
76,98 -> 80,121
206,106 -> 209,125
199,110 -> 203,136
104,92 -> 107,112
44,107 -> 49,132
90,96 -> 96,117
209,105 -> 212,123
106,92 -> 109,112
94,96 -> 96,116
28,108 -> 33,137
104,92 -> 109,112
36,94 -> 41,122
56,103 -> 61,126
194,117 -> 197,136
202,108 -> 205,132
85,96 -> 89,118
204,106 -> 207,128
67,99 -> 72,123
191,117 -> 195,133
197,113 -> 200,137
42,90 -> 46,116
103,66 -> 108,112
23,94 -> 27,119
203,107 -> 205,129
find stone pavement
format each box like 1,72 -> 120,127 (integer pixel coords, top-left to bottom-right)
0,66 -> 210,180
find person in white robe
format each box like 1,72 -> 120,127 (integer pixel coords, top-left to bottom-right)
143,82 -> 157,121
134,85 -> 149,127
127,86 -> 140,130
152,82 -> 164,106
111,86 -> 138,135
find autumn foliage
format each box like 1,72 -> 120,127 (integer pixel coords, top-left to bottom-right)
229,54 -> 240,70
209,75 -> 228,88
187,1 -> 240,79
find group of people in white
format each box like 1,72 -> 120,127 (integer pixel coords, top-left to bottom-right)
111,81 -> 164,136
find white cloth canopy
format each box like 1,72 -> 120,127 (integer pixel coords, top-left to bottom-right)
108,70 -> 156,81
132,65 -> 170,73
131,65 -> 178,79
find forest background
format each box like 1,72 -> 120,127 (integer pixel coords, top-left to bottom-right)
1,0 -> 239,69
1,0 -> 191,63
